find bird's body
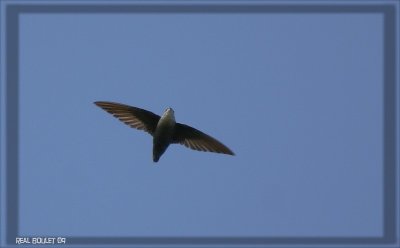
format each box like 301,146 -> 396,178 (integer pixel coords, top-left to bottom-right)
94,101 -> 234,162
153,108 -> 176,162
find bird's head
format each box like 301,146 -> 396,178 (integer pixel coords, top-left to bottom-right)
162,107 -> 175,121
165,107 -> 174,113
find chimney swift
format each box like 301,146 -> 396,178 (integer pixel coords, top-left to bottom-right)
94,101 -> 234,162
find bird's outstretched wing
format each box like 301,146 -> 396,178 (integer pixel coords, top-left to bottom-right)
172,123 -> 234,155
94,101 -> 160,136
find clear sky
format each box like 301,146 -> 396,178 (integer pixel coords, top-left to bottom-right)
18,12 -> 383,237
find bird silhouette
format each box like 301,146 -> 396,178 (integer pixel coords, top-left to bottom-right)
94,101 -> 234,162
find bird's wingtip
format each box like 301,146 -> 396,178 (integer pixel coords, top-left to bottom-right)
94,101 -> 108,108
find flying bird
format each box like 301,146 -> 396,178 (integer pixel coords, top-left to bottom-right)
94,101 -> 234,162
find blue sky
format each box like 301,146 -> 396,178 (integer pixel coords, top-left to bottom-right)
18,12 -> 383,237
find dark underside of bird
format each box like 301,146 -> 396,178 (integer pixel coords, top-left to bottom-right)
94,101 -> 235,162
